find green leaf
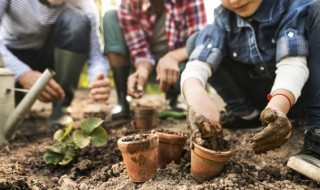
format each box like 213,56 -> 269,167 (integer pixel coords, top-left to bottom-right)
47,143 -> 66,154
53,130 -> 64,142
43,151 -> 64,165
63,123 -> 73,138
58,148 -> 76,165
53,123 -> 73,142
90,127 -> 108,147
80,118 -> 103,135
73,130 -> 90,148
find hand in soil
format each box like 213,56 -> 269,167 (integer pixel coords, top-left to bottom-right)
250,108 -> 292,153
187,107 -> 224,150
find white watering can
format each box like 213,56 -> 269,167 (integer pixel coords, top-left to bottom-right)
0,55 -> 55,144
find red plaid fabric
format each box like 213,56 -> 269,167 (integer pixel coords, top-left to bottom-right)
119,0 -> 206,64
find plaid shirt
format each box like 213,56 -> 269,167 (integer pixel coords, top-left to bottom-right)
119,0 -> 206,65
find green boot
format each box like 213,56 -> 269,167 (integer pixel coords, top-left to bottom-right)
111,65 -> 131,120
48,48 -> 87,127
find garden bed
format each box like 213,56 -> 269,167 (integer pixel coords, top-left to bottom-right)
0,89 -> 319,189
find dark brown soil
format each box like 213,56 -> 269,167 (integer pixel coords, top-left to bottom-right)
0,89 -> 319,190
121,134 -> 149,142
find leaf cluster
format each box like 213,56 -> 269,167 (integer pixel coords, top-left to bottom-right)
43,118 -> 108,165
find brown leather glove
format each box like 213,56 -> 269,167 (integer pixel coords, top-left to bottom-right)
187,107 -> 223,150
250,108 -> 292,154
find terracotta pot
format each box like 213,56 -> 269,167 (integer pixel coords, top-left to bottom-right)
117,133 -> 159,183
133,107 -> 158,130
190,141 -> 232,183
155,131 -> 188,168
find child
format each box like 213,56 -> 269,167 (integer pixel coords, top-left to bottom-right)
181,0 -> 320,182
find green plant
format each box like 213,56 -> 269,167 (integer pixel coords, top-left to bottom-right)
43,118 -> 108,165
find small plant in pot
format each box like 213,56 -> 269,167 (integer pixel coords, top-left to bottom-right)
117,133 -> 159,183
133,106 -> 158,130
187,109 -> 232,183
152,129 -> 188,168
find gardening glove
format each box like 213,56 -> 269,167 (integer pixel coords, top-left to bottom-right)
187,107 -> 223,150
250,108 -> 292,154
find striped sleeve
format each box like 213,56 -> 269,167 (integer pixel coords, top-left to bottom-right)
0,0 -> 31,80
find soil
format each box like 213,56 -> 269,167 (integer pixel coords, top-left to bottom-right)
1,89 -> 320,190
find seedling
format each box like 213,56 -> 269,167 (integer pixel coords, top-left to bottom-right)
43,118 -> 108,165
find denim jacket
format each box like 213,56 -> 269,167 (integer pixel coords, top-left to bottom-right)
190,0 -> 314,79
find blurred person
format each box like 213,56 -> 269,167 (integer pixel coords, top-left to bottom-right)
103,0 -> 206,120
0,0 -> 111,127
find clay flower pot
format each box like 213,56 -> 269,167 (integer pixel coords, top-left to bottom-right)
190,142 -> 232,183
154,130 -> 188,168
117,133 -> 159,183
133,106 -> 158,130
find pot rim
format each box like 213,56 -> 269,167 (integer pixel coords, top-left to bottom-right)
155,131 -> 188,144
117,133 -> 159,146
192,141 -> 232,161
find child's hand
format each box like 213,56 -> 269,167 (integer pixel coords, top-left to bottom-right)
250,108 -> 292,153
187,107 -> 223,148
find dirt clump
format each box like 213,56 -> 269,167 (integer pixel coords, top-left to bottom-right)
187,108 -> 230,151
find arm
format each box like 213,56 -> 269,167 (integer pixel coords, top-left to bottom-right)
0,1 -> 64,102
181,60 -> 220,125
72,0 -> 111,103
0,1 -> 31,81
156,0 -> 207,92
156,47 -> 188,92
251,56 -> 309,153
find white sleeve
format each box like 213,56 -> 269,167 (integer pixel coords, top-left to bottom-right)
271,56 -> 309,103
180,60 -> 212,99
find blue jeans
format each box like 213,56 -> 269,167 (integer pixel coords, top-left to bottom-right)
187,0 -> 320,129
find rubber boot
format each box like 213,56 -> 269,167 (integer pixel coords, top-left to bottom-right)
111,65 -> 131,120
48,48 -> 87,127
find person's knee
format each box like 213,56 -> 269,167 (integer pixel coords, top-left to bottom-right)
55,8 -> 90,53
57,8 -> 90,40
103,9 -> 118,30
103,10 -> 128,56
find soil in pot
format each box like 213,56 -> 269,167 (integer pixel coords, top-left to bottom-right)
152,129 -> 188,168
187,109 -> 232,183
83,111 -> 106,120
117,133 -> 159,183
133,106 -> 158,130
